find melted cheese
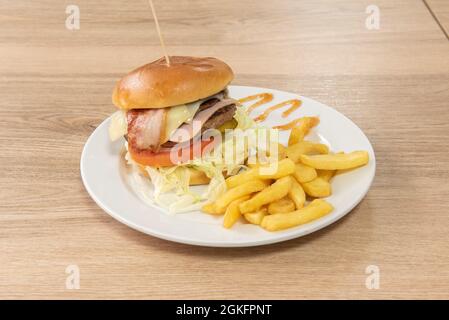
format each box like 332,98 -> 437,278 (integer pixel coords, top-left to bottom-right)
162,100 -> 203,143
164,104 -> 194,140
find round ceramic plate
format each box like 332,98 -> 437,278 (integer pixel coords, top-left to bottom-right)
81,85 -> 376,247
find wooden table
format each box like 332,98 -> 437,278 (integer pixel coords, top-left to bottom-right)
1,0 -> 448,299
427,0 -> 449,37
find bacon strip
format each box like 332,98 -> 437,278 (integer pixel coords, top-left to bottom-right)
127,108 -> 167,151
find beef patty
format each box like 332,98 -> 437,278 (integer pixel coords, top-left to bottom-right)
202,104 -> 236,131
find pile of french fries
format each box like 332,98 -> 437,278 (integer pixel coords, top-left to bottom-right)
202,116 -> 369,231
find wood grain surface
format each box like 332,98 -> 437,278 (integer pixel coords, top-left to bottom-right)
1,0 -> 448,299
427,0 -> 449,37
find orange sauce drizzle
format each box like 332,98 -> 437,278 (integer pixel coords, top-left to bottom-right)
254,99 -> 302,122
238,93 -> 274,114
238,92 -> 304,131
272,118 -> 306,130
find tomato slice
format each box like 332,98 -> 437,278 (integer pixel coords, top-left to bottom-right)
128,139 -> 214,167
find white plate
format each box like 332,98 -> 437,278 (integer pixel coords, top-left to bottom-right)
81,85 -> 375,247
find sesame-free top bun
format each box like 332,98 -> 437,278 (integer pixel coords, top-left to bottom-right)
112,56 -> 234,110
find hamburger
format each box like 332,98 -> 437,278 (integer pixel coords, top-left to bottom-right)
109,56 -> 239,185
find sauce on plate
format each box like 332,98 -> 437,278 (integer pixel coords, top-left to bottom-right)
254,99 -> 302,122
238,93 -> 274,114
238,92 -> 304,130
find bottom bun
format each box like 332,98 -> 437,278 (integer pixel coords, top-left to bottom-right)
138,165 -> 211,186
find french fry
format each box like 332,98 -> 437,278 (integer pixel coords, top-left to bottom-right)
293,163 -> 317,183
268,197 -> 295,214
239,176 -> 293,214
243,208 -> 267,225
246,161 -> 260,169
226,158 -> 295,189
301,177 -> 331,198
246,153 -> 270,169
288,117 -> 320,146
201,202 -> 220,215
317,169 -> 335,182
247,143 -> 285,167
285,141 -> 329,163
316,152 -> 342,180
288,179 -> 306,209
215,179 -> 269,214
276,143 -> 286,160
261,199 -> 333,231
299,151 -> 369,170
223,195 -> 250,229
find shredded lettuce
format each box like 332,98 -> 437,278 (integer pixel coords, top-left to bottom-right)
145,166 -> 190,197
234,105 -> 256,130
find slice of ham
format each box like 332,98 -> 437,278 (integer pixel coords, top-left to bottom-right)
169,98 -> 237,143
127,108 -> 167,151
